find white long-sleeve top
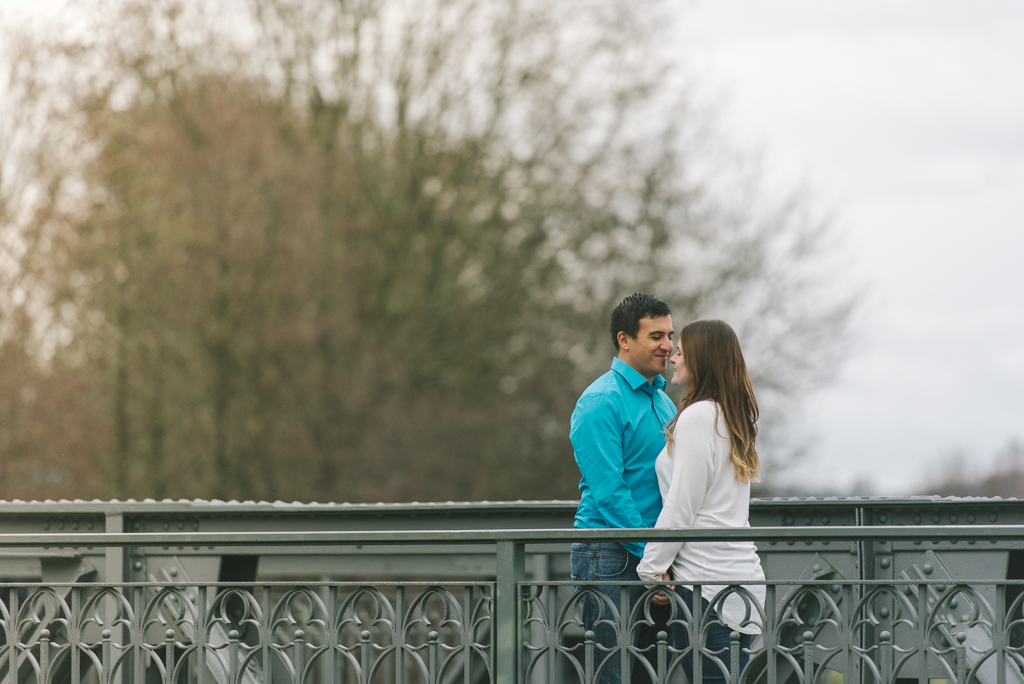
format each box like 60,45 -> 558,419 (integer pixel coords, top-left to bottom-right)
636,400 -> 765,634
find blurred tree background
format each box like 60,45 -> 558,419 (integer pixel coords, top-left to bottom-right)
0,0 -> 852,502
916,440 -> 1024,498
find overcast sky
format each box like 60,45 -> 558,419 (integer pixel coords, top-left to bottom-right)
3,0 -> 1022,495
674,0 -> 1024,493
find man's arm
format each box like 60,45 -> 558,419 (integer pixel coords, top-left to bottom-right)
571,393 -> 646,556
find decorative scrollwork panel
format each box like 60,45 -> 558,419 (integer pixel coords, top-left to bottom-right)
523,580 -> 1024,684
0,583 -> 492,684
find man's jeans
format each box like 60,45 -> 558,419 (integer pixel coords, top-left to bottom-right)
570,542 -> 665,684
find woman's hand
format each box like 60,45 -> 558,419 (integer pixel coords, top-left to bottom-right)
651,573 -> 676,605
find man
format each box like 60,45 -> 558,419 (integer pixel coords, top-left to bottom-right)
570,292 -> 676,684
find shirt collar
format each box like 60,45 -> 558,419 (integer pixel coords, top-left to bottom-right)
611,357 -> 665,392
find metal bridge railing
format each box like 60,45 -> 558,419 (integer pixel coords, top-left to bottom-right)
0,581 -> 494,684
522,578 -> 1024,684
1,526 -> 1024,684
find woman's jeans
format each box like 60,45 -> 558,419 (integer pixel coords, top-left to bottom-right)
670,586 -> 751,684
570,542 -> 666,684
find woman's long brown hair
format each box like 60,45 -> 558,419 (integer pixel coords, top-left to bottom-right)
665,320 -> 760,483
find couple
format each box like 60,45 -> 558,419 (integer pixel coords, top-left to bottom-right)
570,293 -> 766,684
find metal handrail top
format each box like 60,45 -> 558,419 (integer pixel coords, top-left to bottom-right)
3,524 -> 1022,547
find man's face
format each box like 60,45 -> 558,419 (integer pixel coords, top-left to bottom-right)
617,315 -> 674,381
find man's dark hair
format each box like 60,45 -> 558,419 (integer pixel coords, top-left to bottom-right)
610,293 -> 671,350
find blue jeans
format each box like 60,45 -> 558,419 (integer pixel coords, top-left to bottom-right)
670,587 -> 751,683
570,542 -> 664,684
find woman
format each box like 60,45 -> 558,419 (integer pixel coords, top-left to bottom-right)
636,319 -> 765,681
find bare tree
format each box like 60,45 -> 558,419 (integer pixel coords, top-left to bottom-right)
0,0 -> 854,501
918,440 -> 1024,498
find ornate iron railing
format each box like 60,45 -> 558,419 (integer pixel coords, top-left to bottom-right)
521,578 -> 1024,684
0,525 -> 1023,684
0,581 -> 493,684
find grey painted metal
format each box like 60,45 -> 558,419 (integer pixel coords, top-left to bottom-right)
2,496 -> 1021,532
4,576 -> 1024,684
0,524 -> 1021,547
3,496 -> 1023,588
522,577 -> 1024,684
495,542 -> 524,684
1,509 -> 1024,684
0,580 -> 494,684
3,497 -> 1024,684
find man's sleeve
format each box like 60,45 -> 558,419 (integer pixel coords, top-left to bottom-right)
571,393 -> 646,556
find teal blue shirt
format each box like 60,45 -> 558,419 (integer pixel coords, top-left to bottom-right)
571,357 -> 677,556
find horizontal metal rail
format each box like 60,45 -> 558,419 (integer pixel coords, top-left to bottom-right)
1,578 -> 1024,587
5,524 -> 1024,547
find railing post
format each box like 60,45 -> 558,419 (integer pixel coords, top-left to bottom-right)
359,630 -> 372,684
262,587 -> 273,684
495,540 -> 525,684
955,632 -> 967,684
166,629 -> 177,684
102,629 -> 112,684
584,630 -> 595,684
802,630 -> 814,684
692,588 -> 703,684
997,584 -> 1007,684
230,630 -> 241,684
765,584 -> 777,684
395,587 -> 406,684
133,587 -> 144,684
104,513 -> 125,684
730,631 -> 741,684
71,587 -> 82,684
104,512 -> 125,584
428,631 -> 440,684
197,587 -> 207,684
879,630 -> 892,684
40,629 -> 50,684
9,590 -> 18,684
656,631 -> 667,684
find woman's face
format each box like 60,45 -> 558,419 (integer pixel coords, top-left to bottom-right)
670,342 -> 689,388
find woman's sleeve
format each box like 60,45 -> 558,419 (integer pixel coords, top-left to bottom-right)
637,404 -> 716,583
